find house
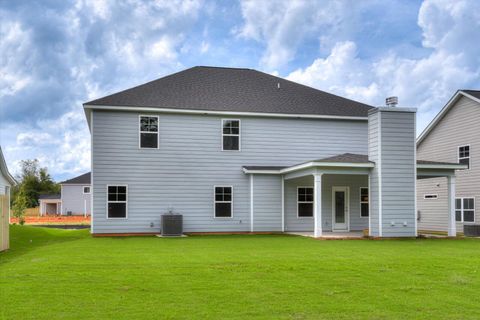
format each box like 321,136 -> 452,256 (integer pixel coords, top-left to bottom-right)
83,66 -> 465,237
417,90 -> 480,234
39,172 -> 91,216
1,147 -> 16,251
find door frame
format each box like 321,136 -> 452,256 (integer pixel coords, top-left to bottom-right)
332,186 -> 350,231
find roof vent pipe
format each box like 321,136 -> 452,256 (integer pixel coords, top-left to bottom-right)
277,82 -> 280,89
386,96 -> 398,107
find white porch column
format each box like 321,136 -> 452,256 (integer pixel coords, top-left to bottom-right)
250,174 -> 254,232
447,175 -> 456,237
314,172 -> 323,237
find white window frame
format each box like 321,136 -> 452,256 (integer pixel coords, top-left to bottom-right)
423,194 -> 438,200
139,115 -> 160,149
360,187 -> 369,217
83,186 -> 91,194
221,119 -> 241,151
214,185 -> 233,218
106,184 -> 128,219
458,144 -> 470,170
297,186 -> 314,219
455,197 -> 475,223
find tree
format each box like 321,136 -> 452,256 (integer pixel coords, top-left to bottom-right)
10,159 -> 60,208
12,188 -> 28,225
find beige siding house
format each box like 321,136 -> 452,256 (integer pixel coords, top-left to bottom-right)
417,90 -> 480,233
0,147 -> 16,251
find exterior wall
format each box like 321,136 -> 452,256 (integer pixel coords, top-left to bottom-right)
284,174 -> 369,232
61,185 -> 91,215
417,177 -> 464,233
369,108 -> 417,237
252,175 -> 282,232
0,175 -> 11,251
368,111 -> 380,236
91,110 -> 368,234
417,96 -> 480,230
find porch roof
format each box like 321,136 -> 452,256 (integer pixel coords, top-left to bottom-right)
243,153 -> 467,175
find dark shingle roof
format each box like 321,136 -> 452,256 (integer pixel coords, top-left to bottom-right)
61,172 -> 91,185
244,153 -> 464,172
462,90 -> 480,100
39,194 -> 61,200
85,66 -> 373,117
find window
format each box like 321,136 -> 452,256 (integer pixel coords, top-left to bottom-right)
458,145 -> 470,169
222,119 -> 240,151
297,187 -> 314,218
140,116 -> 159,148
360,187 -> 369,217
214,186 -> 232,218
83,186 -> 91,194
455,197 -> 475,223
107,185 -> 127,219
424,194 -> 438,199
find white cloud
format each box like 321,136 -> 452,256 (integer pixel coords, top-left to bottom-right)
287,0 -> 480,131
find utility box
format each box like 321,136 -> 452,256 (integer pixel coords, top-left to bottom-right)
161,214 -> 183,236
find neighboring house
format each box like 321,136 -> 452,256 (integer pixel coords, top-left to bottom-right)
83,66 -> 465,237
417,90 -> 480,234
39,172 -> 91,216
1,147 -> 16,251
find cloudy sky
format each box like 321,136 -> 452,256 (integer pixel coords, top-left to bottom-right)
1,0 -> 479,181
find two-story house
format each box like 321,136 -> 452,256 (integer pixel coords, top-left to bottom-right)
417,90 -> 480,234
83,66 -> 465,237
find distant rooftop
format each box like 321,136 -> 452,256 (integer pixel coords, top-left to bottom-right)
61,172 -> 91,185
462,89 -> 480,100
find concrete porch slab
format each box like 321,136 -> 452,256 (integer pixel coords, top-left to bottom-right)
286,231 -> 364,239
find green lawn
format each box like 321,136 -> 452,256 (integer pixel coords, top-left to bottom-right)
1,226 -> 479,319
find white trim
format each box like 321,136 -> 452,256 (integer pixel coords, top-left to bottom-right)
243,161 -> 374,175
296,186 -> 314,218
423,194 -> 438,199
367,174 -> 371,233
138,114 -> 160,149
250,175 -> 253,232
213,185 -> 233,219
417,91 -> 480,145
60,184 -> 64,215
416,163 -> 467,170
0,147 -> 16,186
313,173 -> 323,237
378,111 -> 383,237
84,105 -> 369,127
106,184 -> 128,219
221,119 -> 241,151
332,186 -> 350,231
90,111 -> 94,232
458,144 -> 470,170
359,187 -> 369,218
455,197 -> 476,223
414,113 -> 417,237
281,176 -> 285,232
83,186 -> 91,194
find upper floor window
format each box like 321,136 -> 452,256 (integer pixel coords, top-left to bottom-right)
360,187 -> 369,217
83,186 -> 91,194
458,145 -> 470,169
140,116 -> 159,149
455,198 -> 475,223
222,119 -> 240,151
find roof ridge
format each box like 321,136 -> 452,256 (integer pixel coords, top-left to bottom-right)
195,66 -> 252,71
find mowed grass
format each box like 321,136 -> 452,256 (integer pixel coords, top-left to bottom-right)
1,226 -> 479,319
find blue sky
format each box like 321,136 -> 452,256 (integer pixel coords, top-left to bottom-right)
1,0 -> 479,181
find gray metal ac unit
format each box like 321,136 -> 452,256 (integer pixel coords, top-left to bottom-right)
161,214 -> 183,236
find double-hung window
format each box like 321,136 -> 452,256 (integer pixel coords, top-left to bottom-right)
222,120 -> 240,151
360,187 -> 369,217
456,198 -> 475,223
297,187 -> 314,218
140,116 -> 159,149
107,185 -> 127,219
458,145 -> 470,169
214,186 -> 233,218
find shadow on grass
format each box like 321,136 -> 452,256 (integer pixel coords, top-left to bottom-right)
0,225 -> 89,264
